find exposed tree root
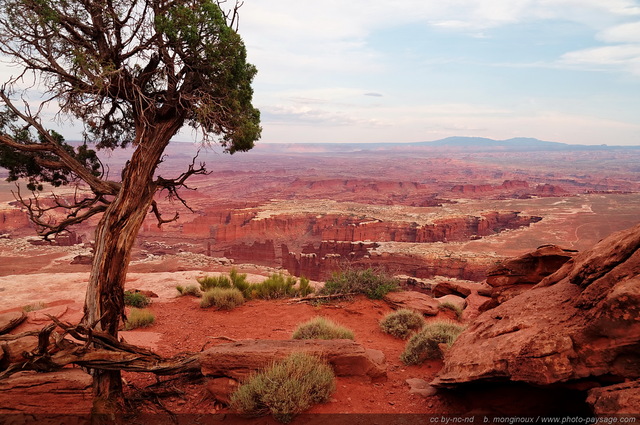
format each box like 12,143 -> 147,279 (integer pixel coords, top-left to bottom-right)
0,316 -> 201,381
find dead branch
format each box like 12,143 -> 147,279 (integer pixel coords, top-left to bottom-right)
0,318 -> 201,381
150,200 -> 179,228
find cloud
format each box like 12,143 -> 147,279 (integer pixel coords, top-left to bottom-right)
364,92 -> 383,97
561,44 -> 640,75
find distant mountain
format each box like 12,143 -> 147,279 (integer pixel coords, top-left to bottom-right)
416,136 -> 612,151
244,137 -> 639,155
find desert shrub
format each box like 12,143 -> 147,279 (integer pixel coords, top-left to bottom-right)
22,301 -> 46,312
176,284 -> 201,297
230,352 -> 335,423
439,301 -> 464,320
400,320 -> 465,365
251,273 -> 311,299
379,309 -> 426,339
125,308 -> 155,330
252,273 -> 296,299
200,287 -> 245,310
320,267 -> 399,299
229,268 -> 252,298
297,277 -> 314,297
124,290 -> 151,308
197,274 -> 232,292
292,317 -> 355,340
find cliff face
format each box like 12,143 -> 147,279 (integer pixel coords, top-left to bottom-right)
0,209 -> 30,233
432,223 -> 640,414
204,210 -> 541,246
192,208 -> 540,279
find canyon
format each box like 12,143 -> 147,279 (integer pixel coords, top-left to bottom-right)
1,142 -> 640,283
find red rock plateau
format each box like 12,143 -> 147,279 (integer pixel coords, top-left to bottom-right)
2,142 -> 640,282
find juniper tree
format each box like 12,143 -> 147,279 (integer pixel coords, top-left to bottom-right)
0,0 -> 260,410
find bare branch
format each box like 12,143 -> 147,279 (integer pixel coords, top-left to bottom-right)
150,200 -> 179,228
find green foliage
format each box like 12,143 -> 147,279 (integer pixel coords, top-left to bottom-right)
321,267 -> 399,299
200,287 -> 245,310
124,290 -> 151,308
176,284 -> 201,297
251,273 -> 298,299
154,0 -> 261,152
292,317 -> 355,340
197,274 -> 232,292
249,273 -> 314,300
439,301 -> 464,321
230,352 -> 335,423
125,308 -> 155,330
297,277 -> 314,297
379,309 -> 426,339
400,321 -> 465,365
229,268 -> 252,298
0,111 -> 101,191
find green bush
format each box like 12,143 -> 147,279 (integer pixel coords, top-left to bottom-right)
379,309 -> 425,339
320,267 -> 399,299
197,274 -> 232,292
251,273 -> 297,299
124,290 -> 151,308
249,273 -> 313,300
297,277 -> 314,297
200,287 -> 245,310
176,284 -> 201,297
229,268 -> 252,298
400,320 -> 465,365
230,352 -> 335,423
439,301 -> 464,320
292,317 -> 355,340
125,308 -> 155,330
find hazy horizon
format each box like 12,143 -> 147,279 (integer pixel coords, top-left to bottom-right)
0,0 -> 639,147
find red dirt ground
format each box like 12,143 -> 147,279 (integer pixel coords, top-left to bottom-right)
120,295 -> 467,421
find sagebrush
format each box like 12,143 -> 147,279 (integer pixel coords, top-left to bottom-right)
200,287 -> 245,309
400,320 -> 465,365
124,290 -> 151,308
320,267 -> 399,299
379,309 -> 425,339
176,284 -> 201,297
292,317 -> 355,340
230,352 -> 335,423
125,308 -> 155,330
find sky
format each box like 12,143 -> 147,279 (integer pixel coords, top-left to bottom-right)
0,0 -> 639,146
237,0 -> 640,146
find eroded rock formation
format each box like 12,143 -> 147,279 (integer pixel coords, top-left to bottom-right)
432,223 -> 640,414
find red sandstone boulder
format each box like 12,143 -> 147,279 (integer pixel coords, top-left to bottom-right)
587,380 -> 640,415
0,311 -> 27,334
433,223 -> 640,390
486,244 -> 576,287
383,291 -> 440,316
0,369 -> 93,414
200,339 -> 386,382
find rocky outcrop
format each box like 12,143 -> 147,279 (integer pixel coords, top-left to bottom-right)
200,339 -> 386,382
0,369 -> 93,414
484,244 -> 577,306
383,291 -> 440,316
0,311 -> 26,334
587,380 -> 640,415
432,223 -> 640,411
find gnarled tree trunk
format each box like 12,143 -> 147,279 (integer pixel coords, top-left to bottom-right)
82,119 -> 183,413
